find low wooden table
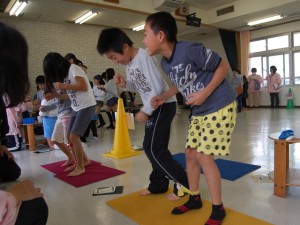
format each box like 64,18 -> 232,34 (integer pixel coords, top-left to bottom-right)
22,122 -> 47,151
268,132 -> 300,197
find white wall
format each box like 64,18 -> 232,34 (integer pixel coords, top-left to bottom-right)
1,18 -> 145,98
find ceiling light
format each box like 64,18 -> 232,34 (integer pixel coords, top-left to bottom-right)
9,0 -> 28,16
247,15 -> 283,26
132,24 -> 145,31
75,10 -> 98,24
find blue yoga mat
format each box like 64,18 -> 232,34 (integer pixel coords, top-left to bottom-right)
173,153 -> 261,181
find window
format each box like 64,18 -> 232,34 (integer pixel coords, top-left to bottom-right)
293,33 -> 300,47
267,35 -> 288,50
250,40 -> 266,53
294,52 -> 300,84
249,33 -> 299,86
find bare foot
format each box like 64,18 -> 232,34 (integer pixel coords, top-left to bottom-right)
61,160 -> 74,167
67,167 -> 85,176
64,163 -> 76,172
83,159 -> 90,167
140,189 -> 151,196
167,193 -> 180,201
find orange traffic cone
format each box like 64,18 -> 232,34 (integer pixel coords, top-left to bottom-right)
104,98 -> 142,159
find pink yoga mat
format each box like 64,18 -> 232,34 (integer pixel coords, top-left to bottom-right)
41,160 -> 125,188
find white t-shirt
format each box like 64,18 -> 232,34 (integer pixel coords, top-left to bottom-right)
64,64 -> 96,111
93,85 -> 106,101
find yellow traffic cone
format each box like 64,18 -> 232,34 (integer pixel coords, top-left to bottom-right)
104,98 -> 142,159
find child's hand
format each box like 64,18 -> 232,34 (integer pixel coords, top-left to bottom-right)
114,74 -> 126,88
151,96 -> 165,108
0,146 -> 14,160
44,93 -> 55,101
39,106 -> 45,112
7,180 -> 44,204
135,111 -> 148,122
54,82 -> 65,90
186,91 -> 207,106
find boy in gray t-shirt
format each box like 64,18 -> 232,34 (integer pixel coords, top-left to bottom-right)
97,28 -> 189,200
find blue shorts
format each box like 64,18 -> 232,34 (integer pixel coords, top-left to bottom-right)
43,116 -> 57,139
107,97 -> 118,107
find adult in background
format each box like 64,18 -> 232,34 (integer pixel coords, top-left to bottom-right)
266,65 -> 282,108
247,68 -> 263,108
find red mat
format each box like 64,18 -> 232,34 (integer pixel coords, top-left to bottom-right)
41,160 -> 125,188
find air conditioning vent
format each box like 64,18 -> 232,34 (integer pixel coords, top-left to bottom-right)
217,5 -> 234,16
152,0 -> 185,12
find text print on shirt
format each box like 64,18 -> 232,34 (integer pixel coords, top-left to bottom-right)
169,63 -> 204,97
128,67 -> 151,93
64,79 -> 79,107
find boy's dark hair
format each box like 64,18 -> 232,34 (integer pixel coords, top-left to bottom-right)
35,75 -> 45,84
270,65 -> 277,72
251,68 -> 257,73
0,22 -> 30,108
65,53 -> 76,61
43,52 -> 70,91
100,72 -> 107,80
97,28 -> 134,55
106,68 -> 115,81
145,12 -> 177,43
94,74 -> 105,85
233,68 -> 241,74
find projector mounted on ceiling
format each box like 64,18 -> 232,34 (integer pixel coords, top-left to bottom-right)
152,0 -> 185,12
186,13 -> 201,27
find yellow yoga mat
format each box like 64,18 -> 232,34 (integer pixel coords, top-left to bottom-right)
106,190 -> 273,225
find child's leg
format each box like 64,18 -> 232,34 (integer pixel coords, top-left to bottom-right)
68,133 -> 89,176
105,106 -> 114,128
90,120 -> 97,137
53,141 -> 74,167
46,138 -> 55,150
66,106 -> 95,176
171,148 -> 202,214
97,113 -> 106,127
142,102 -> 189,199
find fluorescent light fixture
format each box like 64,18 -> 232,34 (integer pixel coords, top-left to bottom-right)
247,15 -> 283,26
9,0 -> 28,16
132,24 -> 145,31
75,10 -> 98,24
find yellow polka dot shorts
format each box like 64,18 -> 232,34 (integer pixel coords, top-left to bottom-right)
186,101 -> 237,156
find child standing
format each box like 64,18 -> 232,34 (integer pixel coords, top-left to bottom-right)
144,12 -> 237,225
39,98 -> 58,151
98,68 -> 119,129
43,52 -> 96,176
93,74 -> 106,127
42,91 -> 74,167
97,28 -> 189,200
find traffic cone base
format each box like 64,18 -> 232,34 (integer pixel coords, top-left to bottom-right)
104,98 -> 142,159
104,149 -> 142,159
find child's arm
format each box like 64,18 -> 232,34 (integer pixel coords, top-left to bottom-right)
44,92 -> 69,101
114,73 -> 126,88
151,85 -> 178,108
186,59 -> 229,106
54,76 -> 87,92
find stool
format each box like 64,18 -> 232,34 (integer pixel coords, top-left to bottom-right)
22,122 -> 47,151
268,132 -> 300,197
